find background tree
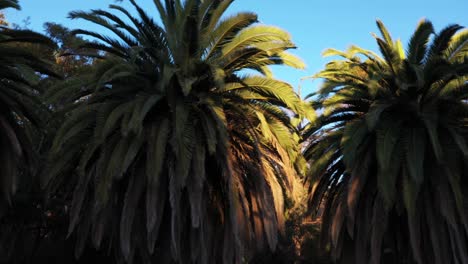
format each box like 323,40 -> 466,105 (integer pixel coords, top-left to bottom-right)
0,13 -> 8,26
44,0 -> 308,263
304,19 -> 468,264
43,22 -> 97,77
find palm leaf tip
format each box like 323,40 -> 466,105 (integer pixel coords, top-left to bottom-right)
0,0 -> 20,11
407,19 -> 434,63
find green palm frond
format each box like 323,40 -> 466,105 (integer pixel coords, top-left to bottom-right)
204,12 -> 258,58
407,19 -> 434,64
221,25 -> 292,58
443,28 -> 468,62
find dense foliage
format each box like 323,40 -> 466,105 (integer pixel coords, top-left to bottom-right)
0,1 -> 466,264
43,0 -> 307,263
304,20 -> 468,264
0,0 -> 57,209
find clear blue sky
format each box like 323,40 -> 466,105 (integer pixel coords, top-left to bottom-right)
5,0 -> 468,96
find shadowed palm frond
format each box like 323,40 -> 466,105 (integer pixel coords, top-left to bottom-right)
0,0 -> 57,209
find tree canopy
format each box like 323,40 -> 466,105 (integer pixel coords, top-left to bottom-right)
304,19 -> 468,264
44,0 -> 306,263
0,1 -> 466,264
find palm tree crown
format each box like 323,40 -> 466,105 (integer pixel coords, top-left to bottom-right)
45,0 -> 307,263
0,0 -> 56,208
304,19 -> 468,264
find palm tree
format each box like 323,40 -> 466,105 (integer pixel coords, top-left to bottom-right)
0,2 -> 60,261
44,0 -> 307,263
303,20 -> 468,264
0,0 -> 56,211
